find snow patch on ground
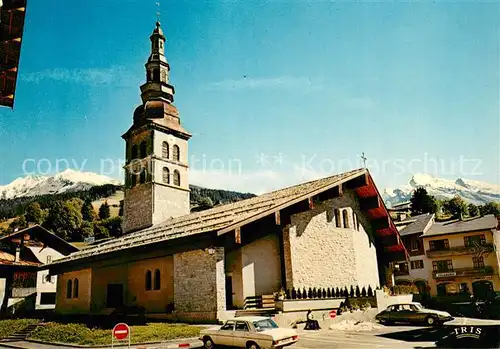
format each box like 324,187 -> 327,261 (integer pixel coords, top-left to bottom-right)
329,320 -> 384,332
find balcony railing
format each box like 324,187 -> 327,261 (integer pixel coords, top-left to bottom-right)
426,243 -> 494,258
432,266 -> 495,279
394,269 -> 410,277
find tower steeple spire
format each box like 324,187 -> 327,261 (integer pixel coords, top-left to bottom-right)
140,20 -> 174,104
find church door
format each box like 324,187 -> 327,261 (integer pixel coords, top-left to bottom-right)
107,284 -> 124,308
225,276 -> 233,310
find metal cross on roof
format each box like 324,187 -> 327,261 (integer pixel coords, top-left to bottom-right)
361,152 -> 367,168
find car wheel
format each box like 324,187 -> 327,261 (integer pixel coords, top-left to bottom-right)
425,316 -> 437,326
246,341 -> 260,349
203,336 -> 215,349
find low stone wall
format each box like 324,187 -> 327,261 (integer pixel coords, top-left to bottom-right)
375,290 -> 413,312
276,298 -> 345,312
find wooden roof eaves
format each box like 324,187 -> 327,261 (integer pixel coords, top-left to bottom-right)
217,169 -> 367,236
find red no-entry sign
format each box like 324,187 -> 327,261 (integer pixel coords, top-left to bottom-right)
329,309 -> 337,318
113,323 -> 130,341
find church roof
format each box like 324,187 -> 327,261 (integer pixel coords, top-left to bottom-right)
49,168 -> 408,267
0,0 -> 27,108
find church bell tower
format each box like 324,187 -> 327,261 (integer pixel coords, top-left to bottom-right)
122,21 -> 191,234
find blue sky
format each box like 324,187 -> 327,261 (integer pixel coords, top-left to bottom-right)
0,0 -> 498,194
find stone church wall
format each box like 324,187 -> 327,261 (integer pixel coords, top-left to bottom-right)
152,185 -> 190,224
283,190 -> 380,291
123,184 -> 153,233
173,247 -> 225,321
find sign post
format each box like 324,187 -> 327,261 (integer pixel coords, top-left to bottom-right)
112,323 -> 130,349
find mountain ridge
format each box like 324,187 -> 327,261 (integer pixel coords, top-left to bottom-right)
383,173 -> 500,207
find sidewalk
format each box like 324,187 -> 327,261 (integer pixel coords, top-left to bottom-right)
0,338 -> 203,349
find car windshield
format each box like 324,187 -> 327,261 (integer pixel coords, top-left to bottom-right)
253,319 -> 279,332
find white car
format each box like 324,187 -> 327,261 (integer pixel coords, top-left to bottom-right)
199,316 -> 299,349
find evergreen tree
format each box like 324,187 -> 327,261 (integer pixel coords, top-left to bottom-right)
410,188 -> 437,215
25,202 -> 44,225
468,203 -> 479,217
81,199 -> 97,221
93,224 -> 110,240
98,201 -> 111,220
479,202 -> 500,217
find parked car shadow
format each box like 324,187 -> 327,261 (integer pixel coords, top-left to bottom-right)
377,326 -> 450,343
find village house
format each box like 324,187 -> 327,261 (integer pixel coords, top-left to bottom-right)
45,21 -> 407,323
0,225 -> 78,312
393,213 -> 435,296
422,214 -> 500,298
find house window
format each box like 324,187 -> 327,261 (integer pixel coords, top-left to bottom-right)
433,260 -> 453,272
342,210 -> 349,228
464,235 -> 486,247
131,144 -> 138,159
163,167 -> 170,184
429,239 -> 449,251
40,292 -> 56,305
145,270 -> 152,291
131,173 -> 137,187
335,209 -> 341,228
473,256 -> 485,269
173,145 -> 180,161
410,260 -> 424,269
140,141 -> 147,158
162,141 -> 169,159
173,170 -> 180,186
154,269 -> 161,290
66,279 -> 72,299
409,237 -> 420,251
73,279 -> 79,298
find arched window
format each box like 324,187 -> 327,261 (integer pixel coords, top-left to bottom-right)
353,212 -> 358,231
140,170 -> 146,184
153,69 -> 160,82
357,215 -> 361,231
146,71 -> 149,82
335,209 -> 341,228
163,167 -> 170,184
342,210 -> 350,228
131,144 -> 138,159
145,270 -> 152,291
162,141 -> 169,159
73,278 -> 79,298
173,170 -> 180,186
140,141 -> 147,158
173,145 -> 180,161
154,269 -> 161,290
131,173 -> 137,187
66,279 -> 72,299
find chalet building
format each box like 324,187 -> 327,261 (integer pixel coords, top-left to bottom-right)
393,213 -> 435,295
0,225 -> 78,312
45,21 -> 407,322
422,215 -> 500,299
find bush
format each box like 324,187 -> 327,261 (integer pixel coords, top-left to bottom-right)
0,319 -> 39,339
30,322 -> 202,345
393,284 -> 419,296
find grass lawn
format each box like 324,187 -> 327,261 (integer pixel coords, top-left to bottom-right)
29,322 -> 202,346
0,319 -> 39,339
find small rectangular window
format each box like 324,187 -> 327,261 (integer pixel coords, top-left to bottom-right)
46,255 -> 52,264
40,292 -> 56,305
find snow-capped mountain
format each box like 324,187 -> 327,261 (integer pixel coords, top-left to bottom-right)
0,169 -> 122,200
383,173 -> 500,207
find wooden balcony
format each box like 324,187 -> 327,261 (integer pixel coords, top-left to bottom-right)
432,266 -> 495,279
426,243 -> 494,258
394,269 -> 410,277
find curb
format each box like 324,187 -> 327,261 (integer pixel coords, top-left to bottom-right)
0,338 -> 203,349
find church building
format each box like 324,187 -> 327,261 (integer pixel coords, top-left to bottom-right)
46,21 -> 407,322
